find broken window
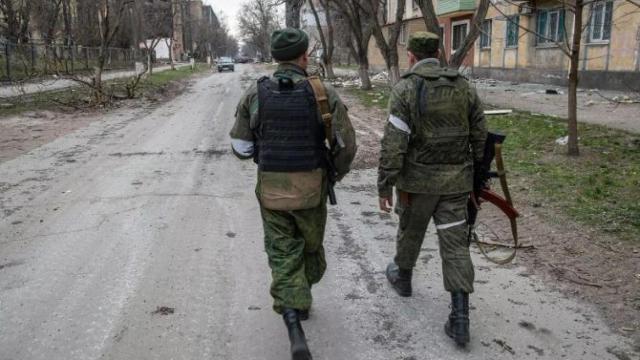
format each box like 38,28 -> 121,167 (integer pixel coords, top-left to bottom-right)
536,9 -> 565,44
452,21 -> 468,52
590,0 -> 613,42
480,20 -> 492,48
506,15 -> 520,47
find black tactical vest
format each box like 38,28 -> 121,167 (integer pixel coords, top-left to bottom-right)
255,76 -> 327,172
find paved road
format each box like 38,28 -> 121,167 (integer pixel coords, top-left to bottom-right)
0,64 -> 636,360
0,63 -> 191,98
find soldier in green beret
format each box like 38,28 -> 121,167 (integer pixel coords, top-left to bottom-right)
378,31 -> 487,347
230,28 -> 357,360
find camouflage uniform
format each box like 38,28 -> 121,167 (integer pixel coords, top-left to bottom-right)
378,57 -> 487,294
230,63 -> 357,313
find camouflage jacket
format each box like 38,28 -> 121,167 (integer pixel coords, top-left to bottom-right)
230,63 -> 357,190
378,58 -> 487,197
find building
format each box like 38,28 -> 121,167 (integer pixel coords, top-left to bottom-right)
368,0 -> 477,72
172,0 -> 220,60
472,0 -> 640,90
300,0 -> 356,65
370,0 -> 640,90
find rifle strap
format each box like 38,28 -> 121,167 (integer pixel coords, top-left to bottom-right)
308,76 -> 333,145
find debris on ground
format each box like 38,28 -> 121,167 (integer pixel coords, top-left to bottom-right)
555,136 -> 569,145
545,89 -> 560,95
484,109 -> 513,116
371,71 -> 389,83
493,338 -> 516,355
151,306 -> 175,315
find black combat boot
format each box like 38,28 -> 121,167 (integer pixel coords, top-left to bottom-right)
298,309 -> 309,321
283,308 -> 312,360
444,291 -> 470,346
386,263 -> 412,297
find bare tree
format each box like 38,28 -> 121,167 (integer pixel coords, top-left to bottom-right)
366,0 -> 405,84
89,0 -> 135,103
415,0 -> 489,68
238,0 -> 281,61
487,2 -> 592,156
134,0 -> 172,75
0,0 -> 32,43
330,0 -> 374,89
273,0 -> 305,28
308,0 -> 337,78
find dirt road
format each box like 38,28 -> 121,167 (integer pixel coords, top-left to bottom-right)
0,64 -> 636,360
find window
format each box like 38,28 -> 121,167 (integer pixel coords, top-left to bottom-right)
480,20 -> 492,48
399,23 -> 408,44
536,9 -> 565,44
452,21 -> 469,52
590,0 -> 613,42
506,16 -> 520,47
439,25 -> 445,48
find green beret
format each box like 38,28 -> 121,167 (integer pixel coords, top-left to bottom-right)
407,31 -> 440,56
271,28 -> 309,61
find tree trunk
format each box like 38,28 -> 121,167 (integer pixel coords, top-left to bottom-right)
358,61 -> 371,90
147,52 -> 153,75
389,64 -> 401,84
285,0 -> 304,28
324,59 -> 336,79
368,0 -> 405,85
567,0 -> 583,156
166,38 -> 175,70
94,55 -> 105,104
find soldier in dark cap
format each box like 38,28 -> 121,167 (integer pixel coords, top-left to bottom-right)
230,28 -> 357,360
378,31 -> 487,347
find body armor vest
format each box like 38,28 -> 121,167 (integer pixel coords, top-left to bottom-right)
405,70 -> 471,165
255,76 -> 327,172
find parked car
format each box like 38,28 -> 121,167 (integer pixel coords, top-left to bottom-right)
217,57 -> 235,72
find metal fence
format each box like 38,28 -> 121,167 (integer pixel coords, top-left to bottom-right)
0,42 -> 145,82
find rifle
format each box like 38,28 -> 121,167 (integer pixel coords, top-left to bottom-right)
325,133 -> 345,205
468,132 -> 520,264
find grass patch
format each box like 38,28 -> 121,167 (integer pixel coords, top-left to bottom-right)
335,64 -> 360,71
346,86 -> 390,109
490,112 -> 640,242
346,86 -> 640,242
0,63 -> 210,117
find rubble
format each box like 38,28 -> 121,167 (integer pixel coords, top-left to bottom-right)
371,71 -> 389,82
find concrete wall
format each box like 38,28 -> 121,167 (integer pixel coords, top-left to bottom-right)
474,0 -> 640,89
472,67 -> 640,91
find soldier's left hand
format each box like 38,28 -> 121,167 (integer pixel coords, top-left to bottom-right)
379,195 -> 393,213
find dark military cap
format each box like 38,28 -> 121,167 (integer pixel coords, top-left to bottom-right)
407,31 -> 440,56
271,28 -> 309,61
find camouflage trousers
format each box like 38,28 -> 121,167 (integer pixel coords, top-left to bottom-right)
394,191 -> 475,293
260,202 -> 327,314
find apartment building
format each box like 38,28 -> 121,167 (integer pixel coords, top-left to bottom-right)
368,0 -> 477,71
370,0 -> 640,90
473,0 -> 640,90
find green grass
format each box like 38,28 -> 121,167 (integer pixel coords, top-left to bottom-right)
335,64 -> 360,71
347,85 -> 390,109
346,86 -> 640,242
491,112 -> 640,242
0,63 -> 210,117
